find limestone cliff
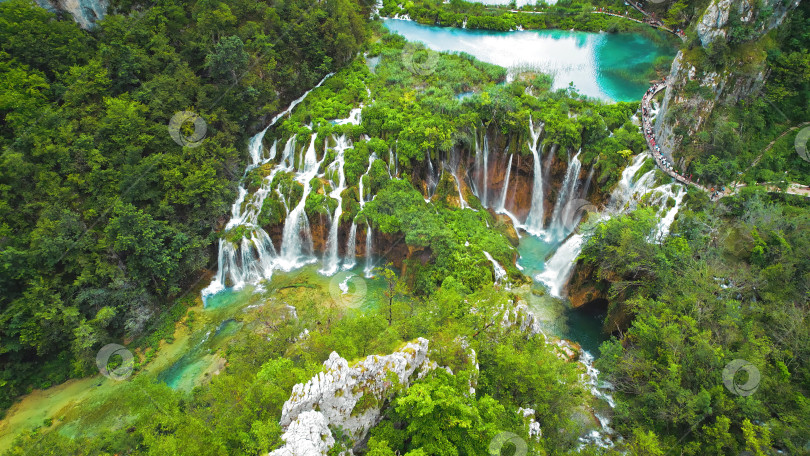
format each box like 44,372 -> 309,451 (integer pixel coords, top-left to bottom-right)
655,0 -> 799,162
696,0 -> 800,48
34,0 -> 107,29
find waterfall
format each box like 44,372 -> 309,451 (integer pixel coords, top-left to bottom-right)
536,153 -> 676,298
483,251 -> 507,285
523,119 -> 545,236
651,185 -> 687,242
425,151 -> 438,199
277,134 -> 320,271
267,73 -> 334,127
202,74 -> 340,300
577,350 -> 617,448
548,150 -> 582,240
445,149 -> 469,209
495,153 -> 521,237
388,148 -> 397,176
319,136 -> 350,276
480,134 -> 490,207
607,154 -> 657,213
364,223 -> 374,278
535,233 -> 584,298
344,222 -> 357,269
359,153 -> 376,207
497,154 -> 513,211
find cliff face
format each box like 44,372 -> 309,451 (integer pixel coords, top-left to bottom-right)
696,0 -> 800,48
35,0 -> 107,29
655,0 -> 799,161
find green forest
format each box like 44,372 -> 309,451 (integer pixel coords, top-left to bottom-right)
0,0 -> 808,454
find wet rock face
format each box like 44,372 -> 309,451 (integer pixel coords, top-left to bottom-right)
35,0 -> 107,29
269,338 -> 434,455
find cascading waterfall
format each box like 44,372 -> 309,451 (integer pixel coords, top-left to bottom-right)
536,234 -> 584,298
388,148 -> 397,176
480,134 -> 490,207
497,154 -> 512,211
344,223 -> 357,269
425,151 -> 438,199
358,153 -> 377,207
364,223 -> 374,278
495,153 -> 521,237
536,153 -> 674,298
445,149 -> 469,209
651,185 -> 687,241
319,136 -> 350,276
523,119 -> 545,236
277,134 -> 320,271
202,74 -> 335,298
483,251 -> 507,285
548,150 -> 582,240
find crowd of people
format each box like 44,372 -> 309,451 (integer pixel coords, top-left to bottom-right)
641,79 -> 703,191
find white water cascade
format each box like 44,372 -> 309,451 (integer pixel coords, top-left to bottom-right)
445,149 -> 469,209
535,154 -> 661,298
319,136 -> 350,276
473,128 -> 492,208
651,185 -> 687,241
483,251 -> 508,285
202,75 -> 335,298
277,134 -> 321,271
344,223 -> 357,269
364,223 -> 374,278
523,120 -> 545,236
494,153 -> 521,237
548,150 -> 582,240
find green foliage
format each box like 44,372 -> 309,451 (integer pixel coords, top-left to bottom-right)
0,0 -> 366,412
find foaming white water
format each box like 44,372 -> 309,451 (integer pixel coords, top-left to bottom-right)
535,233 -> 584,298
319,136 -> 351,275
548,150 -> 582,240
483,251 -> 508,286
523,119 -> 545,236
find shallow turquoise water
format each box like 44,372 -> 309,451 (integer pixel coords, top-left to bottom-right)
518,235 -> 607,354
383,18 -> 675,102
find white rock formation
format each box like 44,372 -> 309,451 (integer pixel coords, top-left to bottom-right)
269,338 -> 434,455
697,0 -> 800,47
270,411 -> 335,456
518,407 -> 542,439
35,0 -> 108,29
501,302 -> 546,339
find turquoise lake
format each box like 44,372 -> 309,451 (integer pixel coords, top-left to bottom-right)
383,18 -> 676,102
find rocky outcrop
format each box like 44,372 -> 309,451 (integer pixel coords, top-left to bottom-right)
35,0 -> 107,29
269,338 -> 434,455
696,0 -> 800,48
656,0 -> 799,160
654,50 -> 769,162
